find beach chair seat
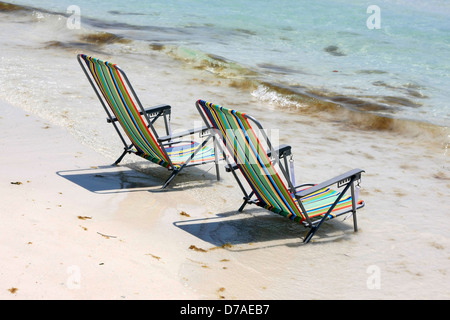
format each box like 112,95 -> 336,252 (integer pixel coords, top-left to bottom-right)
196,99 -> 365,243
77,54 -> 221,188
164,141 -> 216,167
260,182 -> 365,226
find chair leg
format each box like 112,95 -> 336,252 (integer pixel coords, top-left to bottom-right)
238,199 -> 248,212
214,138 -> 221,181
303,226 -> 318,244
162,170 -> 180,189
113,149 -> 129,165
351,182 -> 358,232
302,179 -> 355,243
238,191 -> 254,212
215,162 -> 220,181
353,211 -> 358,232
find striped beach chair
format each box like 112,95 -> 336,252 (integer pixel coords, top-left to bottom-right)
196,100 -> 365,243
77,54 -> 220,188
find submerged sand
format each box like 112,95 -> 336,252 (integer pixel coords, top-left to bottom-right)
0,6 -> 449,300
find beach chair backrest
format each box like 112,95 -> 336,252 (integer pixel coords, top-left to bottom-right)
78,54 -> 171,168
197,100 -> 305,222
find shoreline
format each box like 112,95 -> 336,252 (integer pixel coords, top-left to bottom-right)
1,0 -> 448,130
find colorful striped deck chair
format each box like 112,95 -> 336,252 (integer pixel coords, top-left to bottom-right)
196,100 -> 365,243
77,54 -> 221,188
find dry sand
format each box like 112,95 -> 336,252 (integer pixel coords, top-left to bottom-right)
0,101 -> 206,299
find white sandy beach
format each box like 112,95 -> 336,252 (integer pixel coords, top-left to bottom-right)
1,5 -> 449,300
1,96 -> 449,300
0,101 -> 207,299
1,79 -> 450,300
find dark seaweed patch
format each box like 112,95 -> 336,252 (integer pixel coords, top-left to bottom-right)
206,53 -> 229,64
372,81 -> 428,100
194,54 -> 258,78
43,40 -> 109,56
406,89 -> 428,99
379,96 -> 422,108
255,82 -> 420,132
193,57 -> 226,72
257,63 -> 304,75
108,10 -> 147,16
352,114 -> 396,131
261,81 -> 307,98
356,69 -> 388,75
149,43 -> 165,51
233,28 -> 257,36
324,95 -> 394,113
0,1 -> 30,12
229,79 -> 257,91
44,40 -> 95,50
260,81 -> 398,116
79,32 -> 132,45
324,45 -> 346,56
260,81 -> 339,112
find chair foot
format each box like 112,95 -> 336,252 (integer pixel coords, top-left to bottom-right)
238,200 -> 247,212
353,212 -> 358,232
114,149 -> 128,165
215,163 -> 221,181
162,170 -> 179,189
303,227 -> 318,244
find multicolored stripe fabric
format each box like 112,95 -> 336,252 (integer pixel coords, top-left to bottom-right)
165,142 -> 216,166
198,100 -> 306,221
79,54 -> 172,168
294,187 -> 362,221
197,100 -> 359,223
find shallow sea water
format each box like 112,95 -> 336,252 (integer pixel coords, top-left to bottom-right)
4,0 -> 450,127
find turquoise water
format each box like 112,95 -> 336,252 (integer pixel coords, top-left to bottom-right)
6,0 -> 450,127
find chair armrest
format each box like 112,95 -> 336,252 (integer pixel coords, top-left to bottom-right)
158,125 -> 209,142
107,104 -> 171,123
295,169 -> 364,198
267,144 -> 291,158
225,144 -> 292,172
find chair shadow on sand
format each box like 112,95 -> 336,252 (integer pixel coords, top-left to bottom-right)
174,209 -> 355,251
56,165 -> 160,194
56,161 -> 219,194
57,165 -> 354,248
